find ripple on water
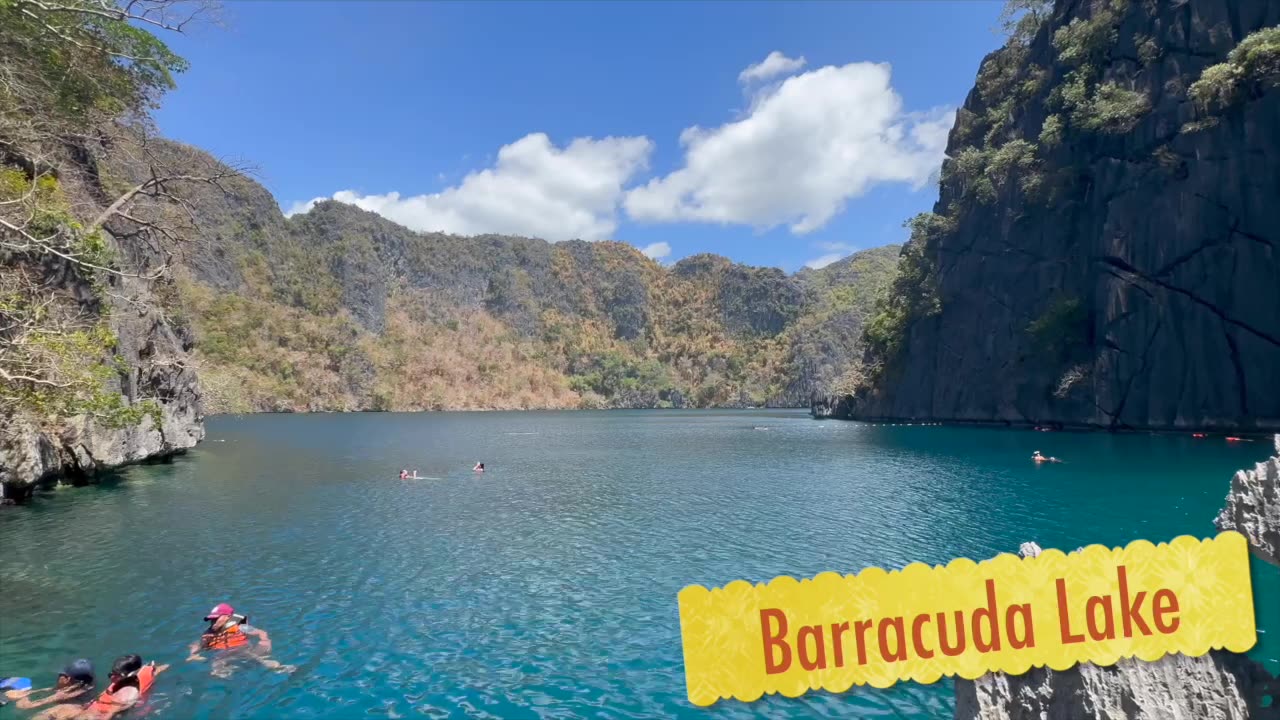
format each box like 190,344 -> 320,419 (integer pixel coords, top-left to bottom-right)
1,410 -> 1275,719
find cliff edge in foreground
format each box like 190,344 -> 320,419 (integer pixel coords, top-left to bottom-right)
954,436 -> 1280,719
0,132 -> 208,500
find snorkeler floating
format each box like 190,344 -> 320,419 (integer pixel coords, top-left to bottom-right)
7,603 -> 294,715
188,603 -> 295,677
76,655 -> 168,720
1,659 -> 94,713
6,656 -> 168,720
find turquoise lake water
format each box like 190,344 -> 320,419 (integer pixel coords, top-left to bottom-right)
1,410 -> 1276,719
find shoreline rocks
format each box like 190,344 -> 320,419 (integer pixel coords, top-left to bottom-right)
1215,435 -> 1280,567
954,436 -> 1280,719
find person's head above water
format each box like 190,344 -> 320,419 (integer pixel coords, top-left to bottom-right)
108,655 -> 142,684
204,602 -> 242,630
58,658 -> 94,688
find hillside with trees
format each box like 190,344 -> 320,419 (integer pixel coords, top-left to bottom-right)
168,181 -> 900,412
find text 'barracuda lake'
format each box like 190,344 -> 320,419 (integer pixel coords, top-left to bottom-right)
676,533 -> 1256,707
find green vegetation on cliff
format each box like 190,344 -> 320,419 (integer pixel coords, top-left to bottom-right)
0,0 -> 192,430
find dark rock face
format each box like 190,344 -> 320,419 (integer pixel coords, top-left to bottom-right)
811,394 -> 853,419
845,0 -> 1280,431
673,254 -> 805,337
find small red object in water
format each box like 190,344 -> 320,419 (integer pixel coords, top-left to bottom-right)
1226,436 -> 1242,442
1192,433 -> 1206,438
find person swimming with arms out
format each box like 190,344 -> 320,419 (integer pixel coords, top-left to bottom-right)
187,603 -> 295,678
473,462 -> 484,473
3,659 -> 94,713
30,656 -> 168,720
66,655 -> 166,720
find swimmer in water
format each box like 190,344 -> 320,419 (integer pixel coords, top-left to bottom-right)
188,603 -> 295,677
1032,450 -> 1062,464
3,659 -> 94,713
399,469 -> 408,480
68,655 -> 169,720
473,462 -> 485,473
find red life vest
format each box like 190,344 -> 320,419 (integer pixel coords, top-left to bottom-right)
202,622 -> 250,650
85,664 -> 155,714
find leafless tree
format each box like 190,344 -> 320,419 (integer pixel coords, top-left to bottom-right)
1,0 -> 239,421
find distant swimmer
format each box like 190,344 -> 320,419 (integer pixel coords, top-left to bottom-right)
188,603 -> 295,677
473,462 -> 485,473
399,469 -> 408,480
1032,450 -> 1062,464
1192,433 -> 1206,438
1225,436 -> 1252,442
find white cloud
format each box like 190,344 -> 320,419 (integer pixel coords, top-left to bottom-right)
738,51 -> 807,85
804,241 -> 855,269
286,133 -> 653,241
283,197 -> 324,217
625,61 -> 954,235
804,253 -> 844,270
640,241 -> 671,260
816,241 -> 854,252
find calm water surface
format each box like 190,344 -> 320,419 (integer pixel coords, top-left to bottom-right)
2,410 -> 1276,719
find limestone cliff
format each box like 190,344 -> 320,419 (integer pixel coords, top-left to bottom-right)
837,0 -> 1280,431
0,134 -> 206,499
170,171 -> 900,413
1216,435 -> 1280,566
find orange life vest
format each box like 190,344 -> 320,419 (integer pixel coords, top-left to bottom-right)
202,622 -> 250,650
85,664 -> 155,714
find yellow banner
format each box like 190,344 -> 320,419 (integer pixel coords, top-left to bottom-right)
677,533 -> 1255,706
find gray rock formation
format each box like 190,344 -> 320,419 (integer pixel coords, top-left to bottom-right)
811,394 -> 853,419
0,292 -> 203,499
0,136 -> 205,500
842,0 -> 1280,431
1216,435 -> 1280,566
954,438 -> 1280,718
955,650 -> 1278,720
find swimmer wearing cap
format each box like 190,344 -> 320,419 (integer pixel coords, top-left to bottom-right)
187,603 -> 295,676
3,659 -> 94,711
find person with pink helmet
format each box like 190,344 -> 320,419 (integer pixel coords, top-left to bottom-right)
186,603 -> 294,677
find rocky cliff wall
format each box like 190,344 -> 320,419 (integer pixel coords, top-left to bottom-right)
842,0 -> 1280,431
0,135 -> 205,498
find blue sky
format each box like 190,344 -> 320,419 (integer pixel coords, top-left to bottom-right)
154,1 -> 1007,271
